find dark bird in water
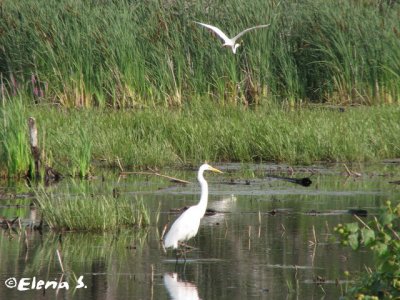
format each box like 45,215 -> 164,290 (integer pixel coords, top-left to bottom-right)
267,175 -> 312,187
347,209 -> 368,217
389,180 -> 400,185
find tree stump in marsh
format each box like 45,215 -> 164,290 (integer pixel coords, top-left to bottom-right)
27,117 -> 62,183
28,117 -> 41,177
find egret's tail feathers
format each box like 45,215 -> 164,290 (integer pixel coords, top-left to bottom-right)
163,235 -> 178,249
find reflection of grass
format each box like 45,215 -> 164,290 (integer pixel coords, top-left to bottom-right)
24,230 -> 149,277
35,188 -> 150,231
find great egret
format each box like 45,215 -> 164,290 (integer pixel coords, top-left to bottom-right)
163,163 -> 223,250
194,21 -> 270,54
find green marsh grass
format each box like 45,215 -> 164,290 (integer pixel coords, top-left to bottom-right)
35,188 -> 150,231
70,128 -> 92,178
0,0 -> 399,107
1,96 -> 400,177
18,102 -> 400,174
0,96 -> 33,177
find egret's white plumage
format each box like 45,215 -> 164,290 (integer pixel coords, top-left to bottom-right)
163,273 -> 200,300
194,22 -> 270,54
163,163 -> 223,249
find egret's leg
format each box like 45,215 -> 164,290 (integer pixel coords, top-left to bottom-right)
183,260 -> 187,272
174,254 -> 179,271
175,249 -> 179,263
180,242 -> 195,250
183,248 -> 187,262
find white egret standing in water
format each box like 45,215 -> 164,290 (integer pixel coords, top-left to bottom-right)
163,164 -> 223,252
194,22 -> 270,54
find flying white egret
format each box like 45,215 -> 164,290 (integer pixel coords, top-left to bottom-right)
163,163 -> 223,251
194,21 -> 270,54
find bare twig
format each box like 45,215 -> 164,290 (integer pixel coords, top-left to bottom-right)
150,264 -> 154,300
281,223 -> 286,237
343,163 -> 361,177
312,225 -> 318,245
150,264 -> 154,284
353,214 -> 371,230
160,223 -> 168,241
388,226 -> 400,241
56,249 -> 65,273
373,216 -> 382,232
116,157 -> 124,172
319,284 -> 326,294
120,171 -> 190,184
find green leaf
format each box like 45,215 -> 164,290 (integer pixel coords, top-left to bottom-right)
374,242 -> 388,257
383,232 -> 392,243
380,212 -> 394,226
345,222 -> 359,233
348,233 -> 359,250
361,228 -> 375,246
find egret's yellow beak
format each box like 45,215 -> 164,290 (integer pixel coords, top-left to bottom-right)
210,166 -> 223,174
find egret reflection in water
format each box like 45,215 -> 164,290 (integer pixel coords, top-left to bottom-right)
163,273 -> 200,300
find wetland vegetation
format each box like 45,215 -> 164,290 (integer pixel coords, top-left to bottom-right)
336,201 -> 400,299
1,0 -> 399,107
35,188 -> 151,231
1,0 -> 399,177
1,164 -> 400,299
1,0 -> 400,298
1,99 -> 400,178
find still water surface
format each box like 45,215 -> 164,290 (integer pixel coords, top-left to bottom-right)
0,163 -> 399,299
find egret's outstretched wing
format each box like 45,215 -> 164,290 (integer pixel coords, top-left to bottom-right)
232,24 -> 270,42
194,22 -> 231,43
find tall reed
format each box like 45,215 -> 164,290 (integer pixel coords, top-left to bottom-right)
0,96 -> 33,177
35,188 -> 150,231
70,128 -> 92,178
22,103 -> 400,172
0,0 -> 398,107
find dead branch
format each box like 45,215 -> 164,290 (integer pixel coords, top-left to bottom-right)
120,171 -> 191,184
343,163 -> 361,177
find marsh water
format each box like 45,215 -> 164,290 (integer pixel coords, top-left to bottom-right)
1,162 -> 400,299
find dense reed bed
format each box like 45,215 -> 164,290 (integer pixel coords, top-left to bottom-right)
35,187 -> 151,231
1,0 -> 399,177
0,0 -> 399,107
1,96 -> 400,177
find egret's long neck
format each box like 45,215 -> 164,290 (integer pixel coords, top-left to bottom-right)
197,170 -> 208,217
